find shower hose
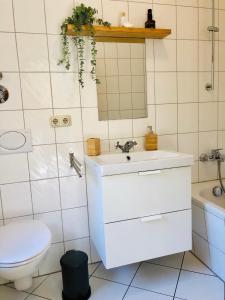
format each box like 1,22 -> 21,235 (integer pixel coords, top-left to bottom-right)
217,160 -> 225,193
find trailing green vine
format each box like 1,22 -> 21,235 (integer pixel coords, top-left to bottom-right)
58,4 -> 110,87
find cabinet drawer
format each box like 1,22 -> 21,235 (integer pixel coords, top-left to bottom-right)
102,167 -> 191,223
103,209 -> 192,269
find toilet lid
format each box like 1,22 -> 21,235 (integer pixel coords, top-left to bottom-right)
0,221 -> 51,265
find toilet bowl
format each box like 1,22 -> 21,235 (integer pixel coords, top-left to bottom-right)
0,220 -> 51,291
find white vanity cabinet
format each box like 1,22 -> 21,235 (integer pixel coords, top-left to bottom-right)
86,151 -> 193,269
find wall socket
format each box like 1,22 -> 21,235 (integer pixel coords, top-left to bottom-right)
50,115 -> 72,128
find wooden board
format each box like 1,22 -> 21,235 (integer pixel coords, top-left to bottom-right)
67,25 -> 171,43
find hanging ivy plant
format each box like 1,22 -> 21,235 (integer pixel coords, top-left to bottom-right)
58,4 -> 111,87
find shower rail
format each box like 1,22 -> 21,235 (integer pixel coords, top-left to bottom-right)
205,0 -> 219,91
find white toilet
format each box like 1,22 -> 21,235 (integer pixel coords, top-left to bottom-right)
0,220 -> 51,291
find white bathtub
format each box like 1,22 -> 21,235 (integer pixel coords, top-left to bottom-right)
192,181 -> 225,281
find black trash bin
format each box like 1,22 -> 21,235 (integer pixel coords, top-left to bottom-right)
60,250 -> 91,300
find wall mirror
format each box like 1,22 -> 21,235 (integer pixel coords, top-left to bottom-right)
96,42 -> 148,121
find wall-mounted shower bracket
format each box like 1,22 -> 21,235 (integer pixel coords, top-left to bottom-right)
207,26 -> 219,32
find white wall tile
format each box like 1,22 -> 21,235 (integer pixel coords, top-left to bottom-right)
0,110 -> 24,129
62,207 -> 89,241
219,72 -> 225,101
158,134 -> 178,151
177,40 -> 198,71
156,104 -> 177,135
60,176 -> 87,209
177,6 -> 198,39
178,72 -> 198,103
177,0 -> 198,6
17,34 -> 49,72
155,72 -> 177,104
31,178 -> 61,214
153,4 -> 176,39
82,107 -> 109,140
21,73 -> 52,109
24,109 -> 55,145
28,145 -> 58,180
34,211 -> 63,243
14,0 -> 46,33
218,102 -> 225,129
0,153 -> 29,184
1,182 -> 32,218
109,119 -> 133,139
54,108 -> 83,143
199,131 -> 218,155
0,33 -> 18,71
199,41 -> 218,72
178,133 -> 199,160
133,105 -> 155,137
0,0 -> 14,32
199,102 -> 218,131
45,0 -> 73,34
219,41 -> 225,71
154,40 -> 177,71
178,103 -> 198,133
103,0 -> 128,26
52,73 -> 81,108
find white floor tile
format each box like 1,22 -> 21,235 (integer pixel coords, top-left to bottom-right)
7,276 -> 47,293
148,252 -> 184,269
132,263 -> 179,296
89,263 -> 101,276
175,270 -> 224,300
182,252 -> 214,275
33,273 -> 62,300
93,263 -> 140,285
26,295 -> 47,300
89,277 -> 127,300
124,287 -> 173,300
0,286 -> 27,300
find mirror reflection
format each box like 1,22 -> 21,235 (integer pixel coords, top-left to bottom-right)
96,42 -> 148,121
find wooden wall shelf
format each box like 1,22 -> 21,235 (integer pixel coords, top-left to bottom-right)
67,25 -> 171,43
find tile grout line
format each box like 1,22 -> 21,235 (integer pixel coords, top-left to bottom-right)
121,262 -> 143,300
173,251 -> 185,299
43,0 -> 66,256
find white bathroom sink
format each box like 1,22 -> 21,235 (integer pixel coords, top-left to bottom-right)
85,150 -> 193,176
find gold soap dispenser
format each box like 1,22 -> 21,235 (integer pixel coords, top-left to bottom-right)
145,126 -> 158,151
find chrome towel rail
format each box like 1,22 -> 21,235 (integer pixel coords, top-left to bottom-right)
69,153 -> 82,178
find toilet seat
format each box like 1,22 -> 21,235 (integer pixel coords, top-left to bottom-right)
0,221 -> 51,267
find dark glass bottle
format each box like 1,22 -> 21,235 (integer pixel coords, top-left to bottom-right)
145,9 -> 155,29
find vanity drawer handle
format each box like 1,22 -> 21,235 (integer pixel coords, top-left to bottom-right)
138,170 -> 161,176
141,215 -> 163,223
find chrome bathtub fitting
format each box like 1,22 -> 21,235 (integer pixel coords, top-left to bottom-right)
200,149 -> 225,197
116,140 -> 138,153
200,148 -> 225,162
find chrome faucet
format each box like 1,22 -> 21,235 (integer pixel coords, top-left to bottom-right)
116,140 -> 138,153
200,149 -> 225,162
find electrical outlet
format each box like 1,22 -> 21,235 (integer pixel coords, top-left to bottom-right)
50,115 -> 72,128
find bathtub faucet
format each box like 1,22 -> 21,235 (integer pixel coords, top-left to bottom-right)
200,149 -> 225,162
